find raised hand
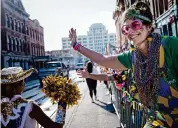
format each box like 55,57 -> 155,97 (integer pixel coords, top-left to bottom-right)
69,28 -> 77,45
77,68 -> 90,78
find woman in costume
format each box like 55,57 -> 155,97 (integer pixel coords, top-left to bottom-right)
1,67 -> 64,128
69,1 -> 178,127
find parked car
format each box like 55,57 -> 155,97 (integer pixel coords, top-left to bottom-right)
75,63 -> 84,71
39,61 -> 68,79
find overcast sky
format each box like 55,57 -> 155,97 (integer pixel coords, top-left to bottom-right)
22,0 -> 117,51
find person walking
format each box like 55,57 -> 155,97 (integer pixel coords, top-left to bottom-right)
85,61 -> 98,103
69,1 -> 178,127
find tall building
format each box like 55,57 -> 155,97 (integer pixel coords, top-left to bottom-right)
1,0 -> 45,69
62,23 -> 116,55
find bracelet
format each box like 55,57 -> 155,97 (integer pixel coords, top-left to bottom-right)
72,42 -> 77,47
74,43 -> 81,51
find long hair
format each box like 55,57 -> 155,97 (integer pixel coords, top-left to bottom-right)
86,61 -> 93,73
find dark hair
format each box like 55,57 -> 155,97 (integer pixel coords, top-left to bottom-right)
123,2 -> 153,25
1,80 -> 24,98
86,61 -> 93,73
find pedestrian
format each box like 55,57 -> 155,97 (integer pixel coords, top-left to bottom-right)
103,68 -> 110,95
84,61 -> 98,103
69,1 -> 178,127
1,67 -> 64,128
66,65 -> 70,79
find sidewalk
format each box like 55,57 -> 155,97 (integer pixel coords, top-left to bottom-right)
64,82 -> 120,128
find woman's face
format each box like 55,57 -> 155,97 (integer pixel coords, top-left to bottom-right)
122,19 -> 152,48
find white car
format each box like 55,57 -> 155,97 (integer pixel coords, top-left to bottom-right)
75,63 -> 84,71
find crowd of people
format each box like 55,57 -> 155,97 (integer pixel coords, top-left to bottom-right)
1,1 -> 178,128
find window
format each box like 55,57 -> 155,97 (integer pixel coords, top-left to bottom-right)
78,38 -> 81,40
17,22 -> 20,32
11,37 -> 14,51
5,14 -> 10,27
19,40 -> 21,52
14,19 -> 16,31
36,31 -> 38,40
21,40 -> 24,52
6,35 -> 10,50
163,25 -> 168,36
10,17 -> 13,29
83,38 -> 87,40
14,38 -> 17,51
62,39 -> 66,42
32,30 -> 34,38
164,0 -> 168,11
26,26 -> 29,35
21,23 -> 24,33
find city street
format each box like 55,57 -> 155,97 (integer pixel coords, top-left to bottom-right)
64,70 -> 120,128
24,70 -> 120,128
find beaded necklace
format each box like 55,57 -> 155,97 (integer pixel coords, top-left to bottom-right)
133,33 -> 161,118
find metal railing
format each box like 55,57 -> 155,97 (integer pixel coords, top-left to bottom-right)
110,80 -> 146,128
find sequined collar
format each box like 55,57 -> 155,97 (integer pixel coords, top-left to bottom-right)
1,95 -> 28,127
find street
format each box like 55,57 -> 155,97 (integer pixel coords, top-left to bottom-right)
24,70 -> 120,128
64,70 -> 120,128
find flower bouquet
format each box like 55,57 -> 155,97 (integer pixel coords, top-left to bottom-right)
42,75 -> 81,124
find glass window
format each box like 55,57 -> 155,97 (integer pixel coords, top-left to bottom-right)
19,40 -> 21,52
62,39 -> 66,42
14,19 -> 16,31
26,26 -> 29,35
163,25 -> 168,36
11,38 -> 14,51
21,23 -> 24,33
17,22 -> 20,32
10,17 -> 13,29
14,38 -> 17,51
6,35 -> 10,50
5,14 -> 10,27
47,63 -> 61,68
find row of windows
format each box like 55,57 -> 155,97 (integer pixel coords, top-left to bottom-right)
110,39 -> 115,41
6,35 -> 25,52
5,14 -> 44,42
91,28 -> 104,30
5,14 -> 24,33
62,39 -> 70,42
63,46 -> 71,49
6,35 -> 44,56
31,45 -> 44,56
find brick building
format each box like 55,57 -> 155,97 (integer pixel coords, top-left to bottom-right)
1,0 -> 45,69
113,0 -> 178,53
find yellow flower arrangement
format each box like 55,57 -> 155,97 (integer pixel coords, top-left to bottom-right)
42,75 -> 81,107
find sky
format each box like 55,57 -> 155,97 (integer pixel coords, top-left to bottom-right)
22,0 -> 117,51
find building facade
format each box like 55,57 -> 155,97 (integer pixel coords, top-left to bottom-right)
1,0 -> 45,69
62,23 -> 116,53
62,23 -> 116,62
149,0 -> 178,37
45,49 -> 82,66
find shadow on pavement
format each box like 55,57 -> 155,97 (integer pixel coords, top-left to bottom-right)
93,100 -> 116,114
